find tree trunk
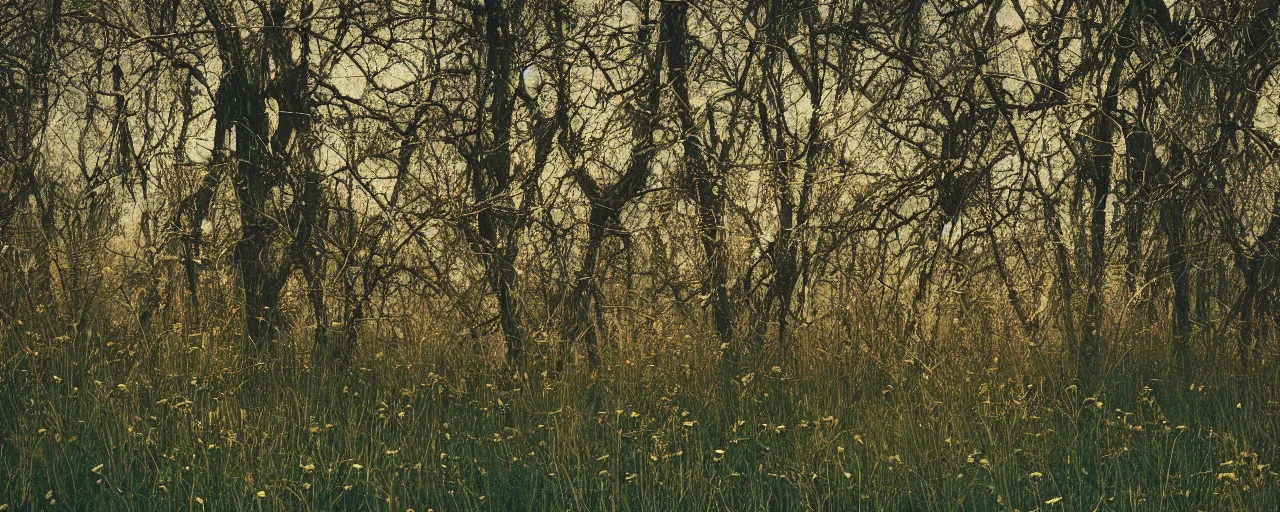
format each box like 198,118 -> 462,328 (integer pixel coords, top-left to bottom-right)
662,0 -> 733,354
561,0 -> 663,369
1080,35 -> 1131,387
1163,189 -> 1192,374
481,0 -> 526,365
1123,130 -> 1154,298
569,209 -> 609,369
0,0 -> 60,236
758,0 -> 797,358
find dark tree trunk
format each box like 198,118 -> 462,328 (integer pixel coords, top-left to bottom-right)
1163,188 -> 1192,374
232,92 -> 278,353
561,0 -> 663,369
201,0 -> 280,354
1124,130 -> 1155,298
1157,144 -> 1192,374
757,0 -> 797,358
0,0 -> 60,236
1080,34 -> 1131,387
302,254 -> 328,353
1239,277 -> 1257,376
480,0 -> 526,365
1032,168 -> 1078,365
203,0 -> 315,357
1235,192 -> 1280,374
662,0 -> 733,354
570,208 -> 609,369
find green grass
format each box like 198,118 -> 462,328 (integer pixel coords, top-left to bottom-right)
3,319 -> 1280,511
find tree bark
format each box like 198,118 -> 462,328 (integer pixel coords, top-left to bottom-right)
662,0 -> 733,354
479,0 -> 527,365
1080,27 -> 1132,387
562,0 -> 663,369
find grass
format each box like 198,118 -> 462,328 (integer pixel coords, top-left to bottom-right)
3,314 -> 1280,511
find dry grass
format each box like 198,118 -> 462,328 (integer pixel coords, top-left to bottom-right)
3,314 -> 1280,511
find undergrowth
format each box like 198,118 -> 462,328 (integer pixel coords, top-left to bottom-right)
2,316 -> 1280,511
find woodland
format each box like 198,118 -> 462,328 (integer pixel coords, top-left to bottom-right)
3,0 -> 1280,510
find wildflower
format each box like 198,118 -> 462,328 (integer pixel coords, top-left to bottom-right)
91,464 -> 104,474
117,384 -> 127,391
256,491 -> 266,498
1219,472 -> 1238,482
301,463 -> 315,472
1028,472 -> 1043,479
195,497 -> 204,504
352,463 -> 364,469
1046,497 -> 1063,505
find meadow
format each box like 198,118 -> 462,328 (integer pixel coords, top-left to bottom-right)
4,316 -> 1279,511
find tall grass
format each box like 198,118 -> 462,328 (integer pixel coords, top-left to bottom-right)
2,311 -> 1279,511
